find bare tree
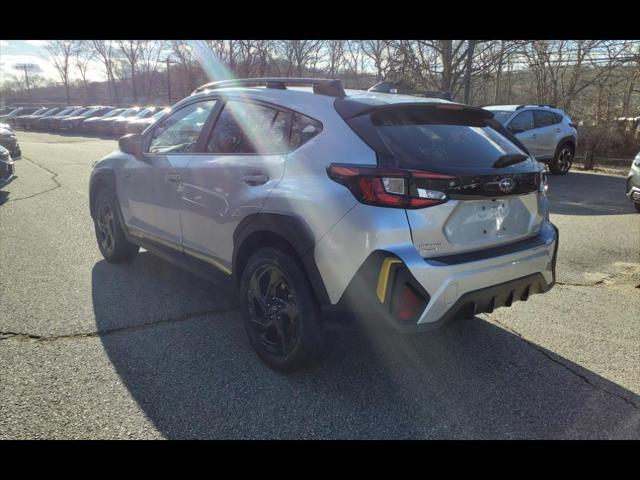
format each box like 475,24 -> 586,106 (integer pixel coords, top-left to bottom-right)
361,40 -> 393,81
324,40 -> 346,77
116,40 -> 146,102
74,41 -> 95,102
92,40 -> 119,105
46,40 -> 76,105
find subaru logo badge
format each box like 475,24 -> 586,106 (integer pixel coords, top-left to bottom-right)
498,177 -> 516,193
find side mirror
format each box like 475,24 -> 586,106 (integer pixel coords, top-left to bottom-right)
119,133 -> 143,158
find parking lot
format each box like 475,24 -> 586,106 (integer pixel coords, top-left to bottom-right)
0,131 -> 639,439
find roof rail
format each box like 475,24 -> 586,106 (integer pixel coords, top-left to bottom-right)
516,104 -> 557,110
192,77 -> 346,98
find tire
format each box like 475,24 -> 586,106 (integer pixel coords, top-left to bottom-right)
93,188 -> 139,263
239,246 -> 325,372
549,142 -> 574,175
634,202 -> 640,213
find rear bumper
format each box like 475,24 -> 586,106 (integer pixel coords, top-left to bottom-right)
323,222 -> 558,334
0,158 -> 16,188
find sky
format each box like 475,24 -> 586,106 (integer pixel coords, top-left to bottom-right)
0,40 -> 105,84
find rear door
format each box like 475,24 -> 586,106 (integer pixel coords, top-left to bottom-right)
531,110 -> 559,160
179,98 -> 290,268
507,110 -> 541,158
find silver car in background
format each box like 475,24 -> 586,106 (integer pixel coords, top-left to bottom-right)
627,151 -> 640,212
483,104 -> 578,175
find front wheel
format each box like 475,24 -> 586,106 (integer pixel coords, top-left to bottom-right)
240,247 -> 325,372
93,188 -> 139,263
549,143 -> 574,175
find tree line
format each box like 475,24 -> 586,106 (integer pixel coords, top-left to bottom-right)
2,40 -> 640,124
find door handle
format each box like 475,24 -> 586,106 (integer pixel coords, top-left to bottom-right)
243,173 -> 269,186
165,172 -> 181,183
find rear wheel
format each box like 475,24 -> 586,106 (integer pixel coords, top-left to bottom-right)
240,247 -> 325,372
549,143 -> 574,175
93,188 -> 139,263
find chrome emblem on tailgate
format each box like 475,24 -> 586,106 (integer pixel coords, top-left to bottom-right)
498,177 -> 516,193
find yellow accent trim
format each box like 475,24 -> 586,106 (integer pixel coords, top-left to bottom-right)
183,247 -> 232,275
127,227 -> 232,276
376,258 -> 402,303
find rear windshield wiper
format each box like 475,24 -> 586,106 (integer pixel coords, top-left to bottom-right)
492,154 -> 529,168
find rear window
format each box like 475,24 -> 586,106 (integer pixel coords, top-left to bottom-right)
534,110 -> 559,128
345,106 -> 527,172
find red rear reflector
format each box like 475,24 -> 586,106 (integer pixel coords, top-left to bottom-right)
398,285 -> 423,321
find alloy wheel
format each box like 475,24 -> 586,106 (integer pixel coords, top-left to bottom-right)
96,198 -> 116,256
246,263 -> 300,357
557,147 -> 573,173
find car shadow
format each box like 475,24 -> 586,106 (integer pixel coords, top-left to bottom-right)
92,254 -> 640,439
547,170 -> 635,215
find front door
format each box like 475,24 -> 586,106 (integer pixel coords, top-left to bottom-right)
118,99 -> 218,247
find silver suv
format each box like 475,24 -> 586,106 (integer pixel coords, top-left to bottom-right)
627,151 -> 640,212
483,104 -> 578,175
89,78 -> 559,371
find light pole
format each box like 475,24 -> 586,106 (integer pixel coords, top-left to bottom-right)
165,56 -> 175,104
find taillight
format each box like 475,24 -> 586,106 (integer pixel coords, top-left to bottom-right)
327,163 -> 454,209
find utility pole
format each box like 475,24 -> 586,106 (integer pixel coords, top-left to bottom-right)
23,64 -> 31,92
166,57 -> 172,104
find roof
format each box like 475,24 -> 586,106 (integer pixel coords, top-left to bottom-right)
183,84 -> 457,124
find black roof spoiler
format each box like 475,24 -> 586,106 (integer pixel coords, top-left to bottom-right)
335,99 -> 494,121
192,77 -> 346,98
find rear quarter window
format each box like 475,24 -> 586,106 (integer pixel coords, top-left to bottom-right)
290,113 -> 322,151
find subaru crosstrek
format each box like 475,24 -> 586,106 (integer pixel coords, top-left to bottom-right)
89,78 -> 559,371
483,104 -> 577,175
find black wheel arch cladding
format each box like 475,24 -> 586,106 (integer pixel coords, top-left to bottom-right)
232,212 -> 331,305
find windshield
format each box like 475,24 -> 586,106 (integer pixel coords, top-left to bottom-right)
152,109 -> 170,119
102,109 -> 124,118
120,109 -> 141,118
487,110 -> 514,125
134,108 -> 152,118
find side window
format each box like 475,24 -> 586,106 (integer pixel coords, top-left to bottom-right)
290,113 -> 323,150
206,100 -> 288,154
534,110 -> 556,129
508,110 -> 534,133
148,100 -> 216,154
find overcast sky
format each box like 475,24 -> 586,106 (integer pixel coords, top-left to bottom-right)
1,40 -> 104,83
